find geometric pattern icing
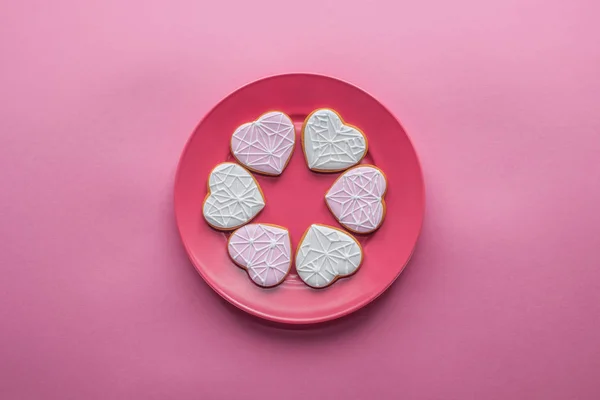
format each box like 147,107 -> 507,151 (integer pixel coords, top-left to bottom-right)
231,111 -> 296,176
303,108 -> 367,172
325,166 -> 387,234
296,224 -> 363,288
228,224 -> 292,287
203,163 -> 265,230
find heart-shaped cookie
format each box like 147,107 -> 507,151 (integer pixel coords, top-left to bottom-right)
203,162 -> 265,230
231,111 -> 295,176
302,108 -> 368,172
295,224 -> 363,288
325,165 -> 387,234
228,223 -> 292,287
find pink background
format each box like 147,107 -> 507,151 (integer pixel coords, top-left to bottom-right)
1,0 -> 599,399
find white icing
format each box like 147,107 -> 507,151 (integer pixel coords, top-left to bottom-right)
228,224 -> 291,287
295,224 -> 363,288
231,111 -> 295,175
303,109 -> 367,171
325,166 -> 387,233
203,163 -> 265,229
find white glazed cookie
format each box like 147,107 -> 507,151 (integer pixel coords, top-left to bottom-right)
228,224 -> 292,287
325,165 -> 387,234
231,111 -> 296,176
202,163 -> 265,230
302,108 -> 368,172
295,224 -> 363,288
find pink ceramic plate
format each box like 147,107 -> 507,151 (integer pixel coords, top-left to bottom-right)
174,74 -> 424,324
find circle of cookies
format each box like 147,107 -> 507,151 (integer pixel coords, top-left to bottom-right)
202,108 -> 387,289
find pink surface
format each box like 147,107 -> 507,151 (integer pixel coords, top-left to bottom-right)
1,0 -> 599,399
176,74 -> 424,323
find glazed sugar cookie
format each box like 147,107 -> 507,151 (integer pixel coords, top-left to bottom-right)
231,111 -> 295,176
325,165 -> 387,234
295,224 -> 363,288
302,108 -> 368,172
203,162 -> 265,230
228,224 -> 292,287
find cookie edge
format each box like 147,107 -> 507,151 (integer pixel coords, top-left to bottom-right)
230,111 -> 296,177
300,108 -> 369,173
295,223 -> 364,289
324,164 -> 388,235
226,223 -> 292,288
202,162 -> 266,231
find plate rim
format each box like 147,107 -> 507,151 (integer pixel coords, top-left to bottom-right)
174,72 -> 426,324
